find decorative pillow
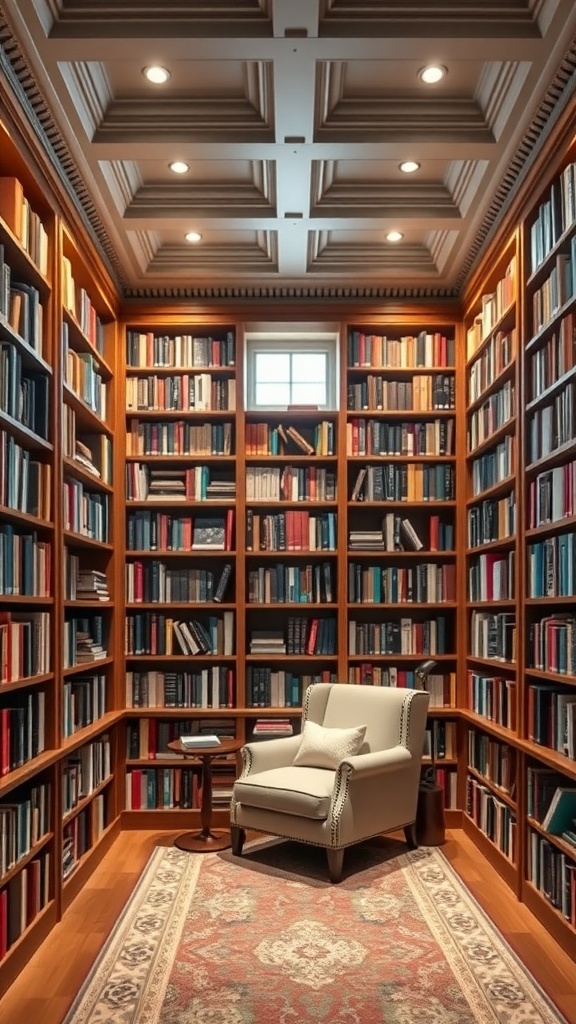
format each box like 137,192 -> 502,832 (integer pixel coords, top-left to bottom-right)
293,719 -> 367,770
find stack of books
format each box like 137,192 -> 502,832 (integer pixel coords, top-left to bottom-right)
249,630 -> 286,655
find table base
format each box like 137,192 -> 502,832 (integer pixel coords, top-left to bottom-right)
173,830 -> 232,853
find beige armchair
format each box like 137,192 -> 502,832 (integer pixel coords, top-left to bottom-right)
230,683 -> 430,882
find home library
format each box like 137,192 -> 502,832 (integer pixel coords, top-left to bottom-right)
1,87 -> 576,989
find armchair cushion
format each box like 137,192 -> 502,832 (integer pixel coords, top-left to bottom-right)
292,719 -> 367,770
233,765 -> 335,819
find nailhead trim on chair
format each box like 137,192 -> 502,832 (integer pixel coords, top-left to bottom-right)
330,762 -> 353,847
399,689 -> 418,746
302,684 -> 314,721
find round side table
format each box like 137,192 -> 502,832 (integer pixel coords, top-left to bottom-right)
167,737 -> 243,852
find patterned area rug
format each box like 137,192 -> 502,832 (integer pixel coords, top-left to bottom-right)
64,838 -> 566,1024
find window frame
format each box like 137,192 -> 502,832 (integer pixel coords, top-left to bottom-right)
245,332 -> 339,411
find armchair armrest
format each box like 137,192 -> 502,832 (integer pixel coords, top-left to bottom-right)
339,745 -> 412,780
241,733 -> 302,775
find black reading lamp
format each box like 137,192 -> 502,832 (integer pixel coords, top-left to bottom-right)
415,659 -> 437,689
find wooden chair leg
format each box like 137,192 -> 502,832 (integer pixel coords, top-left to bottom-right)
326,847 -> 345,883
404,822 -> 418,849
231,825 -> 246,856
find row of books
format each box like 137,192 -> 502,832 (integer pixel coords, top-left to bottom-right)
62,737 -> 111,813
63,481 -> 108,542
468,731 -> 516,796
62,256 -> 105,352
467,493 -> 516,548
126,331 -> 235,369
349,561 -> 456,605
348,615 -> 449,656
0,177 -> 49,275
126,667 -> 235,709
62,674 -> 107,738
351,513 -> 453,553
467,672 -> 517,731
531,242 -> 576,334
127,510 -> 234,553
467,329 -> 515,404
0,247 -> 43,355
249,617 -> 337,656
126,374 -> 236,413
0,526 -> 50,597
347,373 -> 455,412
424,719 -> 456,760
124,611 -> 234,657
529,162 -> 576,271
527,685 -> 576,759
528,531 -> 576,599
347,417 -> 454,457
528,832 -> 576,926
0,781 -> 50,879
527,311 -> 575,398
471,434 -> 515,496
0,342 -> 50,439
247,562 -> 334,605
528,459 -> 575,529
347,330 -> 455,369
246,668 -> 336,708
245,420 -> 334,457
0,692 -> 46,776
527,765 -> 576,829
469,611 -> 516,663
527,379 -> 575,464
62,809 -> 91,879
0,850 -> 50,958
125,561 -> 232,604
126,718 -> 235,761
0,610 -> 50,684
126,464 -> 236,503
246,510 -> 336,552
246,465 -> 336,502
126,768 -> 202,810
528,615 -> 576,676
468,551 -> 515,602
0,430 -> 51,520
466,257 -> 516,358
465,774 -> 516,862
350,463 -> 455,503
467,380 -> 515,452
63,333 -> 107,421
126,419 -> 234,457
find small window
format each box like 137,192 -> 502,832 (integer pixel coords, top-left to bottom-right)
246,333 -> 338,410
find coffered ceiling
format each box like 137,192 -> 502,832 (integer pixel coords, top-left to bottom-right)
1,0 -> 575,299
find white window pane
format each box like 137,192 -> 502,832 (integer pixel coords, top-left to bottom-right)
291,381 -> 327,405
256,352 -> 290,383
292,352 -> 326,382
257,381 -> 290,406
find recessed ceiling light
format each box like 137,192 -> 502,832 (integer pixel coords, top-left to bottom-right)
185,231 -> 202,243
399,161 -> 420,174
143,65 -> 171,85
418,65 -> 446,85
386,231 -> 403,243
169,161 -> 189,174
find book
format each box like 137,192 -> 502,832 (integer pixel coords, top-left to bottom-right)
180,734 -> 221,749
213,563 -> 233,603
192,516 -> 226,550
541,786 -> 576,833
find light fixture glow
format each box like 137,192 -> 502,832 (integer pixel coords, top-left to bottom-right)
185,231 -> 202,243
399,160 -> 420,174
169,161 -> 189,174
143,65 -> 170,85
418,64 -> 446,84
386,230 -> 403,243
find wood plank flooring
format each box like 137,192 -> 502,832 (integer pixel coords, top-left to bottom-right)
0,829 -> 574,1024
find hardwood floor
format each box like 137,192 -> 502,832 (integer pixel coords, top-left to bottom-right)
0,829 -> 574,1024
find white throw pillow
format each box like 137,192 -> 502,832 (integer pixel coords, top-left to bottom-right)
293,719 -> 367,770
